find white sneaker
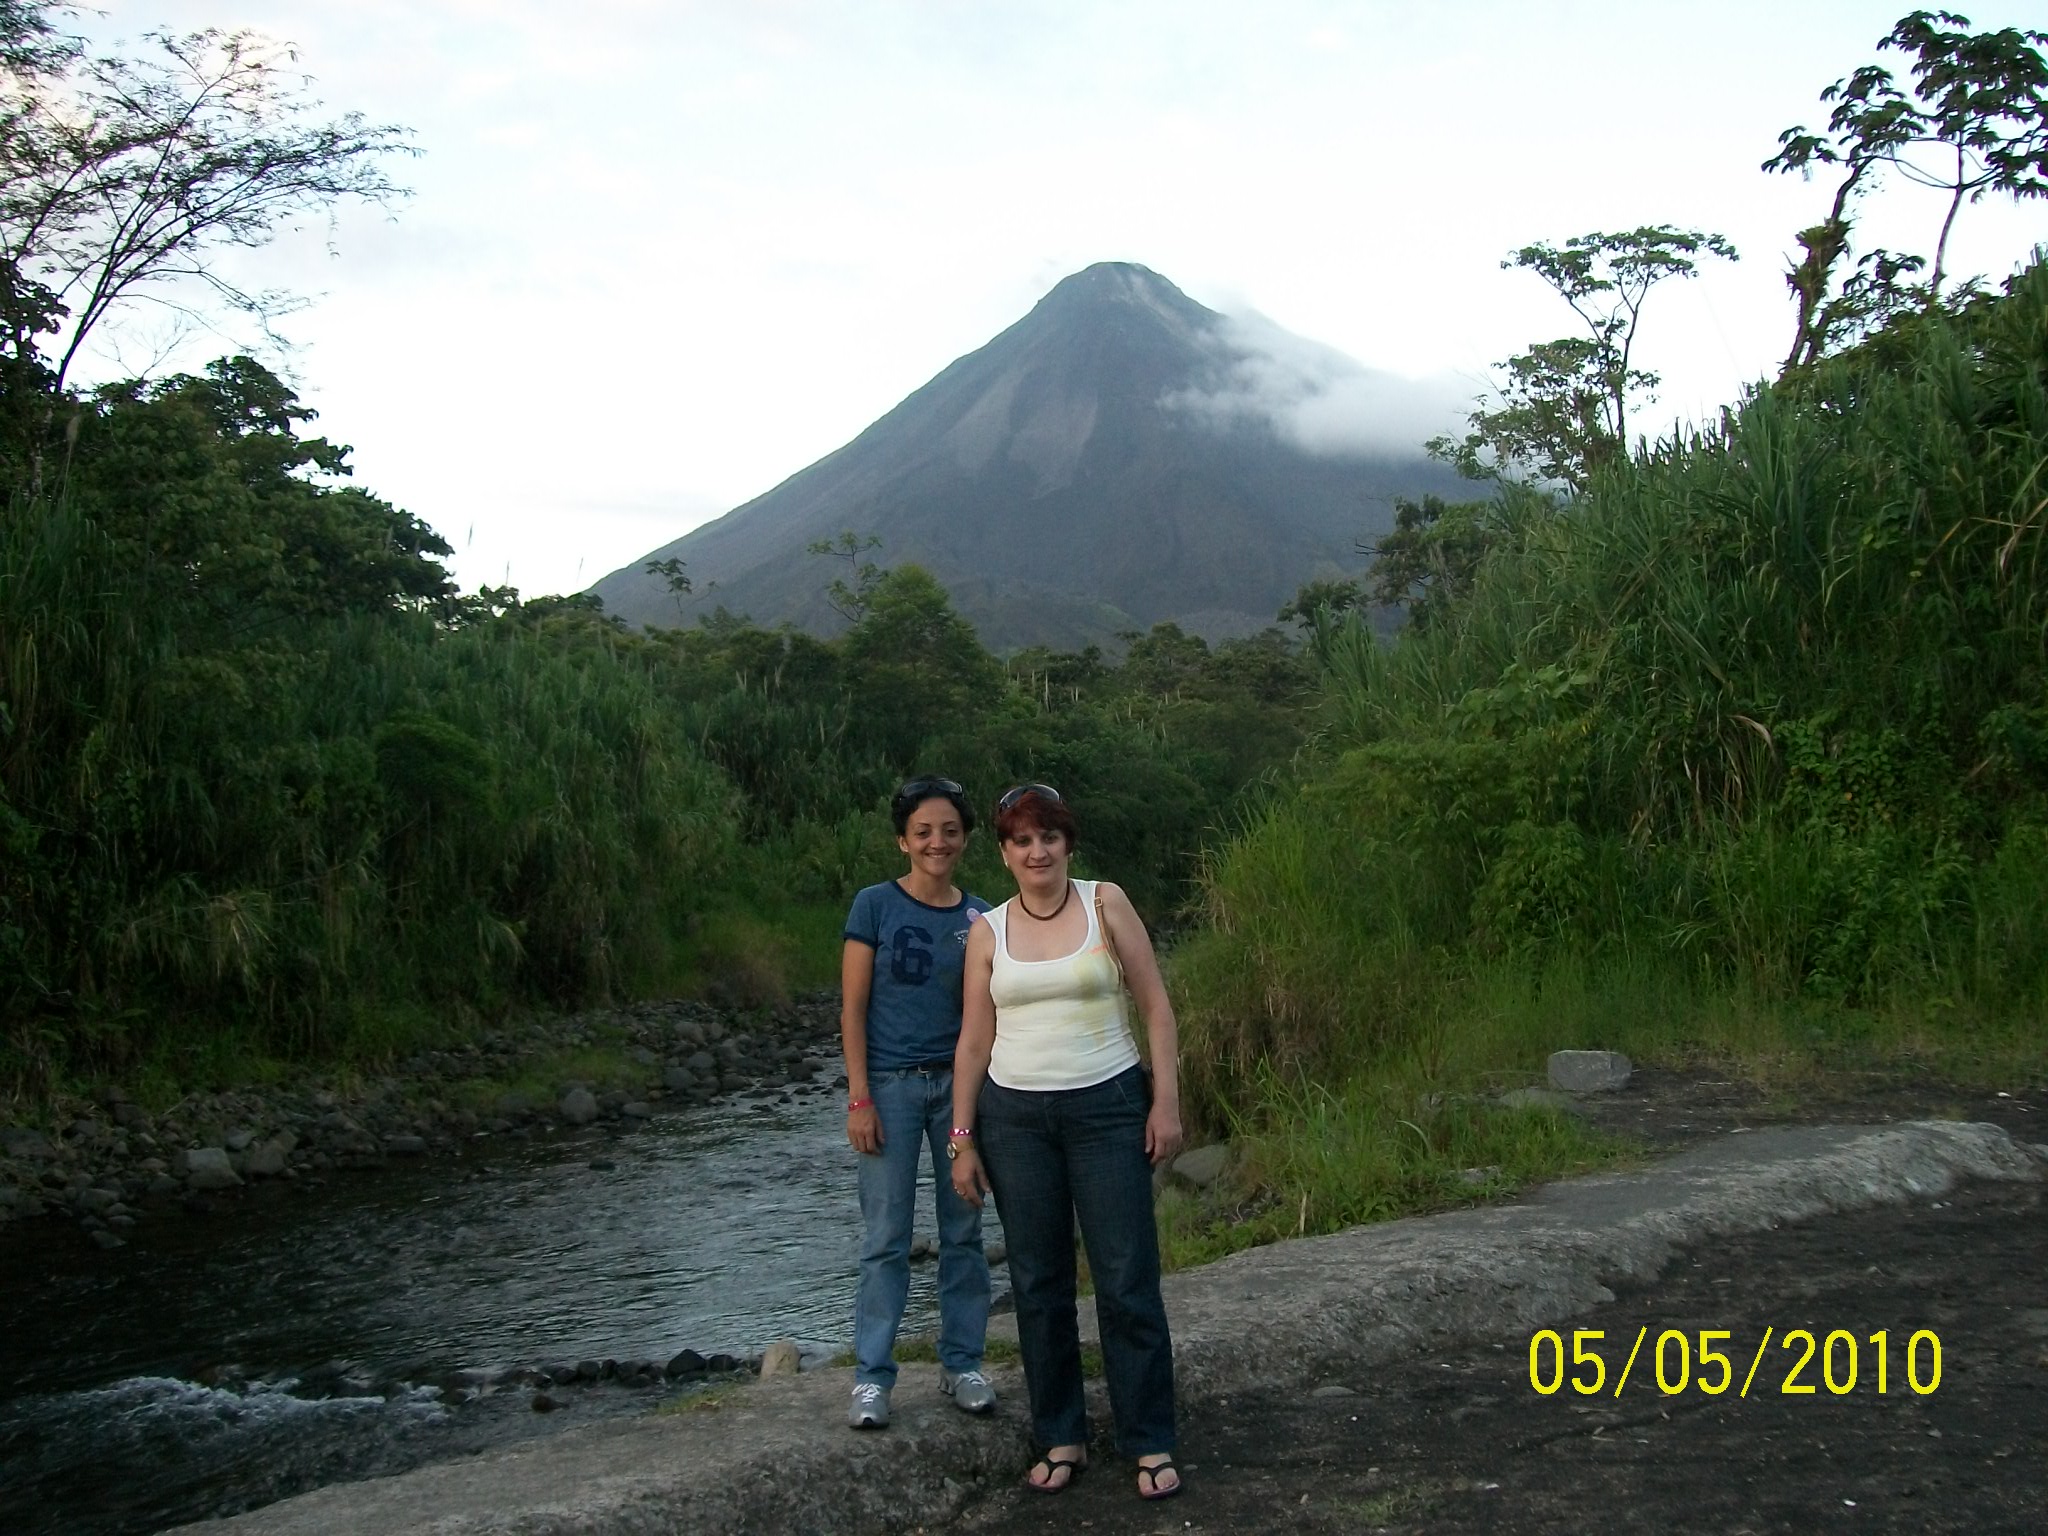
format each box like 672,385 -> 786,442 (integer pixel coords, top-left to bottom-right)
940,1367 -> 996,1414
848,1381 -> 891,1429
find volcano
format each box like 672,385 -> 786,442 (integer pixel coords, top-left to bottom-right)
591,263 -> 1462,649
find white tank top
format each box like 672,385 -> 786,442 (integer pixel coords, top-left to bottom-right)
985,880 -> 1140,1091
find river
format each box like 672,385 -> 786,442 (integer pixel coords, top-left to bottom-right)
0,1088 -> 997,1535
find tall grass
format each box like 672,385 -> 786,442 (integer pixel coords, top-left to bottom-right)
1177,257 -> 2048,1142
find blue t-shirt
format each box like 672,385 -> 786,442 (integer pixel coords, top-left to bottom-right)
844,880 -> 994,1070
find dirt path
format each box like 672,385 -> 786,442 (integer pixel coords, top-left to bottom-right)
955,1081 -> 2048,1536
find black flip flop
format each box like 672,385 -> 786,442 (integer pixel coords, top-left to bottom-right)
1136,1456 -> 1182,1501
1026,1452 -> 1086,1494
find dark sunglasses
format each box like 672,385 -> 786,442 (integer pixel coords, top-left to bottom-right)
996,782 -> 1062,812
894,775 -> 964,804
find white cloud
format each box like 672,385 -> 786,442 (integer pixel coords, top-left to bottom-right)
1166,310 -> 1472,460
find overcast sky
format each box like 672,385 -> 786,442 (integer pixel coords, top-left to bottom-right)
79,1 -> 2048,598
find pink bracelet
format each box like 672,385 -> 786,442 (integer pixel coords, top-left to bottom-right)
949,1127 -> 974,1139
847,1097 -> 873,1111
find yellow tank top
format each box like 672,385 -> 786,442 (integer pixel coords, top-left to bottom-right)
986,879 -> 1139,1091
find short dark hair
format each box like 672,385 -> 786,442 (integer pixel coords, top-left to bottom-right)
891,775 -> 975,836
993,785 -> 1077,847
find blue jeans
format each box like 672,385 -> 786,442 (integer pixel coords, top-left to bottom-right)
978,1064 -> 1175,1456
854,1065 -> 991,1387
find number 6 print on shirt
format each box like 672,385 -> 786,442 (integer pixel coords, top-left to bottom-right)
891,925 -> 934,985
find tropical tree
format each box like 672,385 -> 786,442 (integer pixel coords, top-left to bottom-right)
1429,227 -> 1736,492
1766,9 -> 2048,369
0,7 -> 412,402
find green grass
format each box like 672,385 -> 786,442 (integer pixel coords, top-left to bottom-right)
1158,943 -> 2047,1273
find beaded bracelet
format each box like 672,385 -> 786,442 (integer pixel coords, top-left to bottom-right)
847,1097 -> 873,1111
949,1127 -> 974,1139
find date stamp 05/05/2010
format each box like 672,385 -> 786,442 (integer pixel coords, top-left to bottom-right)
1527,1327 -> 1944,1400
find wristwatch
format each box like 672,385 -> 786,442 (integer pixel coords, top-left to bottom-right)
946,1132 -> 973,1161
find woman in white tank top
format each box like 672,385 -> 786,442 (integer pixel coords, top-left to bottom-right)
947,784 -> 1186,1503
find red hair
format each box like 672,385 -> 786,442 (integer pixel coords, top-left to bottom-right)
993,788 -> 1078,847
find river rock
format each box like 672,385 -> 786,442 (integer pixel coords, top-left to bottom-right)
662,1065 -> 697,1092
667,1348 -> 708,1378
181,1147 -> 242,1190
758,1339 -> 801,1377
243,1140 -> 288,1178
558,1088 -> 599,1126
1547,1050 -> 1633,1093
224,1127 -> 256,1153
684,1051 -> 715,1076
385,1135 -> 428,1156
2,1127 -> 56,1159
1171,1143 -> 1231,1189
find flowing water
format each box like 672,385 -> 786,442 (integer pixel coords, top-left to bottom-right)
0,1090 -> 994,1535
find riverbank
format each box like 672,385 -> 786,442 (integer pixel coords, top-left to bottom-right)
0,994 -> 847,1251
161,1115 -> 2047,1534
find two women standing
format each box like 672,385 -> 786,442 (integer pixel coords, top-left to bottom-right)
841,775 -> 1183,1502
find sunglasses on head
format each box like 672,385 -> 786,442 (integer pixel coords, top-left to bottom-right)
996,783 -> 1062,813
894,775 -> 964,804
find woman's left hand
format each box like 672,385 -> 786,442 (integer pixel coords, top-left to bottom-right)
950,1146 -> 993,1210
1144,1101 -> 1183,1167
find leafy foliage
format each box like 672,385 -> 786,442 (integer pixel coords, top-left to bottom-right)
1766,9 -> 2048,367
1429,227 -> 1736,491
1179,255 -> 2048,1122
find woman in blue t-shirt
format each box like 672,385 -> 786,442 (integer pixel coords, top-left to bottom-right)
839,774 -> 997,1430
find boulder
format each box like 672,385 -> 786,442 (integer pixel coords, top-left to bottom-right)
243,1140 -> 289,1178
558,1088 -> 599,1126
662,1066 -> 697,1093
1547,1050 -> 1633,1093
1171,1143 -> 1231,1189
1,1127 -> 56,1160
667,1348 -> 708,1379
182,1147 -> 243,1190
758,1339 -> 801,1377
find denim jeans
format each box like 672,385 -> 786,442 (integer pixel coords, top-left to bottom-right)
978,1064 -> 1175,1456
854,1065 -> 991,1387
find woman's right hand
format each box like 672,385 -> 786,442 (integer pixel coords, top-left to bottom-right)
847,1103 -> 882,1154
950,1146 -> 991,1209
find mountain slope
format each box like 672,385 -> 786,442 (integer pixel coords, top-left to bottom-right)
591,263 -> 1462,649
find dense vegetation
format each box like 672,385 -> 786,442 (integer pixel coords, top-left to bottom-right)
0,354 -> 1315,1096
6,0 -> 2045,1286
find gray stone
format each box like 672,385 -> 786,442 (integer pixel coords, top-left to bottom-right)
182,1147 -> 242,1190
685,1051 -> 715,1076
557,1089 -> 599,1126
1547,1049 -> 1633,1093
244,1141 -> 289,1179
1,1127 -> 56,1159
1171,1143 -> 1231,1189
385,1135 -> 428,1156
1309,1383 -> 1358,1397
224,1127 -> 257,1153
662,1066 -> 697,1093
620,1102 -> 652,1119
758,1339 -> 801,1377
1499,1087 -> 1579,1113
